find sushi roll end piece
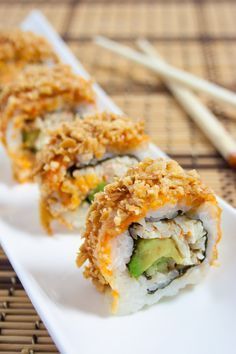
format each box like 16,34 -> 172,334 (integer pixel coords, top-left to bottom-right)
77,158 -> 221,315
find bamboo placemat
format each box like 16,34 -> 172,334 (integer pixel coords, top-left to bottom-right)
0,0 -> 236,352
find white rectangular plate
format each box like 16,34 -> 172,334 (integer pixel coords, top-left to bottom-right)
0,11 -> 236,354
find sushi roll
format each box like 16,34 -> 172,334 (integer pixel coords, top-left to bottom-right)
0,64 -> 95,182
0,30 -> 58,87
77,158 -> 221,315
35,112 -> 149,233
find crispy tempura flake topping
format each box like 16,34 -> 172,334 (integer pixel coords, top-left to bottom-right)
77,158 -> 221,291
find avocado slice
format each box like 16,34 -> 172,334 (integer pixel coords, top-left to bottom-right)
86,181 -> 106,203
22,129 -> 40,152
145,257 -> 174,277
128,238 -> 183,278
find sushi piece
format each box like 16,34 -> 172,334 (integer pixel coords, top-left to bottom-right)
0,30 -> 58,87
35,112 -> 149,233
77,158 -> 221,315
0,64 -> 95,182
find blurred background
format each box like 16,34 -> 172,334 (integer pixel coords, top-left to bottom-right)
0,0 -> 235,204
0,0 -> 236,352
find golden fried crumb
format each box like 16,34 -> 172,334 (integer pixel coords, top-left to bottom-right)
77,158 -> 221,291
35,112 -> 149,232
36,112 -> 148,172
0,64 -> 95,137
0,64 -> 95,182
0,30 -> 58,85
0,30 -> 57,62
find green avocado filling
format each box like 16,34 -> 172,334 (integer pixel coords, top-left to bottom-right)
22,129 -> 40,153
86,181 -> 107,204
145,257 -> 174,277
128,238 -> 183,278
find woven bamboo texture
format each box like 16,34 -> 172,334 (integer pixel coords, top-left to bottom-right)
0,0 -> 236,352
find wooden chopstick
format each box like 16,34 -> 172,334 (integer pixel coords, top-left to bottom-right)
94,36 -> 236,109
136,39 -> 236,168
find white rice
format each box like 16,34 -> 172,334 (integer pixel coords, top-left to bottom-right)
51,155 -> 140,229
108,202 -> 219,315
5,104 -> 94,154
72,155 -> 138,184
